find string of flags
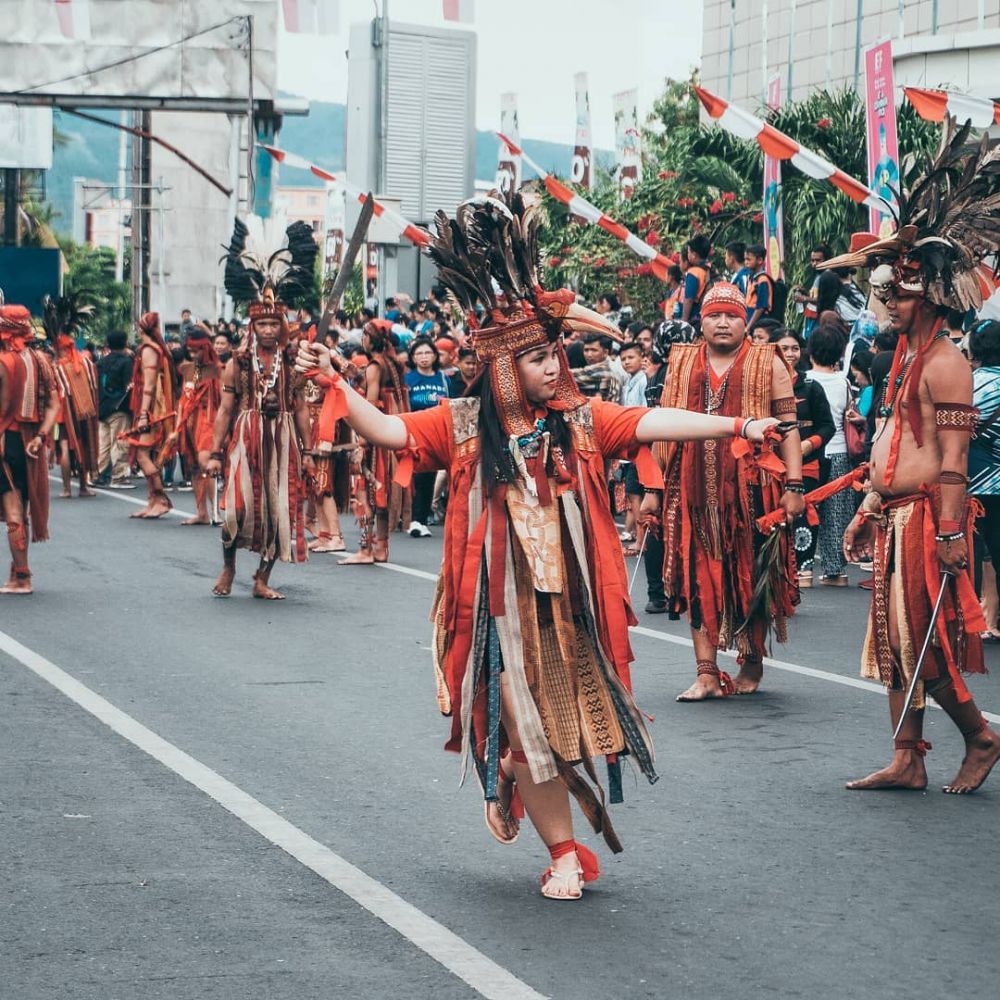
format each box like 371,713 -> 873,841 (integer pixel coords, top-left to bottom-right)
904,86 -> 1000,129
496,133 -> 674,281
693,85 -> 885,212
257,144 -> 430,247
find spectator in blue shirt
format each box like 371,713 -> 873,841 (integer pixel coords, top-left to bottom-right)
744,243 -> 772,333
681,234 -> 712,325
725,241 -> 751,296
403,336 -> 451,537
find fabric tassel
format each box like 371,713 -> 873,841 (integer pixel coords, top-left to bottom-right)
484,618 -> 502,801
606,754 -> 623,805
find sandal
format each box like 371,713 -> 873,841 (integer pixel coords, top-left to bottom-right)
540,840 -> 600,900
485,751 -> 523,845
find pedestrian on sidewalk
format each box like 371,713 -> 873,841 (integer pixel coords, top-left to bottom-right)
96,329 -> 134,488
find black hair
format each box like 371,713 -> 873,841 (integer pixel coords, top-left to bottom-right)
746,244 -> 766,258
850,348 -> 874,380
874,328 -> 898,352
811,243 -> 832,258
582,332 -> 612,350
969,319 -> 1000,367
626,320 -> 648,338
600,292 -> 621,312
769,326 -> 802,348
425,303 -> 441,319
667,264 -> 682,283
619,341 -> 643,355
361,307 -> 376,321
809,324 -> 846,367
725,240 -> 746,259
688,234 -> 711,260
457,346 -> 477,360
106,329 -> 127,350
334,309 -> 350,324
475,366 -> 573,498
407,334 -> 441,371
431,283 -> 447,300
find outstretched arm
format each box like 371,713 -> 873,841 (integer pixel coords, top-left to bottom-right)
204,360 -> 237,475
635,408 -> 777,444
296,342 -> 408,450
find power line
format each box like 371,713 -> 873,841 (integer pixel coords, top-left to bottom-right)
13,17 -> 246,96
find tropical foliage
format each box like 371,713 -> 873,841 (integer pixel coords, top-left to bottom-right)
536,75 -> 940,326
58,238 -> 131,343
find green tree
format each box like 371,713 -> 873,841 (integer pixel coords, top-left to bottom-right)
58,237 -> 131,343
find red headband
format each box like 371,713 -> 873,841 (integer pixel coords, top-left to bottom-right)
700,282 -> 746,319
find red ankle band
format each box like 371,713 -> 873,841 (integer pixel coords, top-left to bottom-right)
894,738 -> 932,756
547,840 -> 577,861
696,660 -> 719,677
696,660 -> 735,695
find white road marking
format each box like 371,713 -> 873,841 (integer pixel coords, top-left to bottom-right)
48,476 -> 191,519
84,485 -> 1000,724
0,630 -> 545,1000
375,563 -> 1000,725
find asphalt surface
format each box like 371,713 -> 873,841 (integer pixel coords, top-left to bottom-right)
4,483 -> 1000,1000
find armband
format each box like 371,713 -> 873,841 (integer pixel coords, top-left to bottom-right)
222,385 -> 237,394
934,403 -> 978,432
938,470 -> 969,486
771,396 -> 797,417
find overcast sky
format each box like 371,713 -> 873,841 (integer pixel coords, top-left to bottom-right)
277,0 -> 704,147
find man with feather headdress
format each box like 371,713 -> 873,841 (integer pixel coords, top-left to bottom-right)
205,219 -> 318,600
296,190 -> 784,898
0,302 -> 60,595
44,293 -> 100,499
833,117 -> 1000,794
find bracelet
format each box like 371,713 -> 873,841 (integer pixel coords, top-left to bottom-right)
736,417 -> 754,439
935,531 -> 964,543
784,483 -> 807,494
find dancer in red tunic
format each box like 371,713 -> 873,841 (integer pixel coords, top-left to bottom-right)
0,304 -> 60,595
298,192 -> 783,898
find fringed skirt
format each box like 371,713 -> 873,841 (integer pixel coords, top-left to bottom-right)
221,410 -> 307,563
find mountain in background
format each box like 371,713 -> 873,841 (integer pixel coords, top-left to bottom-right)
46,100 -> 611,235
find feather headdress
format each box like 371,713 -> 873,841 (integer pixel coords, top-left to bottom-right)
819,117 -> 1000,311
426,188 -> 620,438
221,217 -> 319,318
41,291 -> 95,340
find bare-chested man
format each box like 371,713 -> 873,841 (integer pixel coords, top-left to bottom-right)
0,304 -> 59,595
836,245 -> 1000,794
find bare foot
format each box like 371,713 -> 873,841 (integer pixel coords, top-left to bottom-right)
734,661 -> 764,695
78,487 -> 97,497
339,548 -> 375,565
212,566 -> 235,597
182,515 -> 211,526
311,535 -> 346,553
59,490 -> 72,498
129,507 -> 151,519
485,762 -> 519,845
144,496 -> 173,519
0,577 -> 33,595
372,539 -> 389,563
943,727 -> 1000,794
676,675 -> 728,702
846,751 -> 928,790
541,853 -> 583,900
252,577 -> 285,600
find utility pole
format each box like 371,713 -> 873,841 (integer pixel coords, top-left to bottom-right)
130,109 -> 152,324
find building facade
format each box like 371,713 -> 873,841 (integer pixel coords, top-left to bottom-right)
701,0 -> 1000,107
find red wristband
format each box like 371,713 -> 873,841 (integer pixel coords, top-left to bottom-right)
733,417 -> 743,437
938,519 -> 960,534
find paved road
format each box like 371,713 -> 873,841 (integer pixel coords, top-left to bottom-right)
4,485 -> 1000,999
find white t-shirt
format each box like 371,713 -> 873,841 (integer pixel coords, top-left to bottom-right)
806,369 -> 851,455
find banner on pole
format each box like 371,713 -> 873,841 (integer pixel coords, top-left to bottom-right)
571,72 -> 592,190
864,39 -> 899,237
612,88 -> 642,200
495,93 -> 521,195
763,73 -> 785,280
323,181 -> 346,277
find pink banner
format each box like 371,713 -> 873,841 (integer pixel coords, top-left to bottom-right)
762,74 -> 785,280
865,39 -> 899,237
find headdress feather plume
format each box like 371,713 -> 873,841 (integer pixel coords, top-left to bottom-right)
41,291 -> 95,339
221,217 -> 319,309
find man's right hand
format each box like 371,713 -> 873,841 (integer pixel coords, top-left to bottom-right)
843,515 -> 875,563
639,491 -> 662,530
204,457 -> 222,476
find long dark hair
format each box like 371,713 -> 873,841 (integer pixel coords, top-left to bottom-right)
475,365 -> 574,497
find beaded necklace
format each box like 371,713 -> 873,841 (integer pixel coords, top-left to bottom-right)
878,326 -> 948,419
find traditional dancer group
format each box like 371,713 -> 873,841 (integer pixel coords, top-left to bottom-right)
2,123 -> 999,900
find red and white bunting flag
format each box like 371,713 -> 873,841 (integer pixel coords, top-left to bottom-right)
694,85 -> 884,211
497,133 -> 673,280
53,0 -> 91,40
904,86 -> 1000,129
258,144 -> 429,247
282,0 -> 339,35
443,0 -> 474,23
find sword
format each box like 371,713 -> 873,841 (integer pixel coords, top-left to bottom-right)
892,571 -> 953,740
211,474 -> 221,526
315,193 -> 376,343
628,527 -> 650,596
